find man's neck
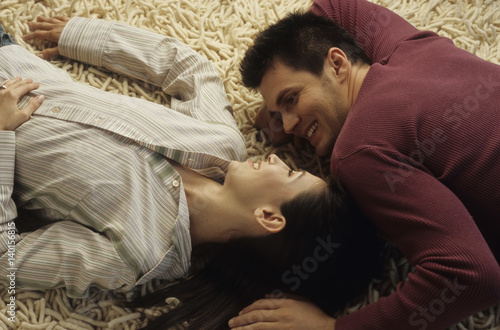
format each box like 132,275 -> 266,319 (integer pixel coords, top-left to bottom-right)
349,64 -> 371,107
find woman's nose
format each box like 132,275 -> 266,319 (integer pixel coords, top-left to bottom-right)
268,154 -> 287,168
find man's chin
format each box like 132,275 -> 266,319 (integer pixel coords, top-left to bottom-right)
315,150 -> 329,157
314,142 -> 333,157
314,147 -> 327,157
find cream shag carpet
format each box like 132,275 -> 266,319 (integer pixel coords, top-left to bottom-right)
1,0 -> 499,329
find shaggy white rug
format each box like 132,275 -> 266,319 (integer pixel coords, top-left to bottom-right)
1,0 -> 499,329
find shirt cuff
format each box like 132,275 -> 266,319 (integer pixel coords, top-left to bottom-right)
59,17 -> 115,67
0,131 -> 15,186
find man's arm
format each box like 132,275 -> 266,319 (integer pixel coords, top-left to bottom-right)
332,147 -> 500,330
229,297 -> 336,330
253,0 -> 430,147
310,0 -> 433,64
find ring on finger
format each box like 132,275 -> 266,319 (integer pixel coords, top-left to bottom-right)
0,84 -> 7,89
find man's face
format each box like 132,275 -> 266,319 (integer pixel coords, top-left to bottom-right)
259,61 -> 350,157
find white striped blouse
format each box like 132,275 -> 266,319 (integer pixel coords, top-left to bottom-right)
0,17 -> 247,298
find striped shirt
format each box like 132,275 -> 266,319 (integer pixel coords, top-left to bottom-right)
0,17 -> 247,298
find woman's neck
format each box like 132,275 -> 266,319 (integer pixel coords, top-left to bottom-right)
169,161 -> 236,246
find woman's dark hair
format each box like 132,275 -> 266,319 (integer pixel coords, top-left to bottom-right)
121,178 -> 382,329
240,11 -> 371,89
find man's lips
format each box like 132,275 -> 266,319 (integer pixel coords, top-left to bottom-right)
305,121 -> 319,139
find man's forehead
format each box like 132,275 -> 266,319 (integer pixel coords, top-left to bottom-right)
261,66 -> 296,100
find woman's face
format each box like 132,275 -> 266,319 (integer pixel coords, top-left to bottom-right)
224,154 -> 326,208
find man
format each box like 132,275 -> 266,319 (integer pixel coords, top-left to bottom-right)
229,0 -> 500,329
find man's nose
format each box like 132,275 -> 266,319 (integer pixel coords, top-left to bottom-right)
282,112 -> 300,135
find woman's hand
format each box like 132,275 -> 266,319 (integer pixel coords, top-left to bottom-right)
23,16 -> 70,59
0,77 -> 44,131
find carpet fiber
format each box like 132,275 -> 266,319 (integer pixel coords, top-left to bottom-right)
1,0 -> 499,329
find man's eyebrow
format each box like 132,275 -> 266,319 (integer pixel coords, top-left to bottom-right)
275,88 -> 292,107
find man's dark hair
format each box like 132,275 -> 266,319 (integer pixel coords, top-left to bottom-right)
240,11 -> 371,88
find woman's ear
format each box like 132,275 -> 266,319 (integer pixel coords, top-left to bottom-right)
253,207 -> 286,234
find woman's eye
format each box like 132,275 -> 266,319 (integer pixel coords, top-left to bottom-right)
288,169 -> 294,176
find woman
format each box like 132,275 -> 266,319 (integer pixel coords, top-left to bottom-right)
124,177 -> 381,330
0,18 -> 381,329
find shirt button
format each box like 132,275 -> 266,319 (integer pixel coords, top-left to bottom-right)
52,107 -> 60,113
94,118 -> 103,123
172,180 -> 180,188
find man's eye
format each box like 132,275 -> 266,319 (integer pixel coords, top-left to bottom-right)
286,94 -> 297,104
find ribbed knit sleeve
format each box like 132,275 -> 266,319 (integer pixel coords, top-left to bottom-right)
334,146 -> 500,329
310,0 -> 426,63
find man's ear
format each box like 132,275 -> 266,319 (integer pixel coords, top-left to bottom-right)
326,47 -> 349,80
253,207 -> 286,234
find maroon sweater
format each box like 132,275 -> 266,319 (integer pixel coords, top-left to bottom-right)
311,0 -> 500,329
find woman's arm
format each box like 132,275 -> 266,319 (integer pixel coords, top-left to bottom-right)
0,77 -> 41,276
23,16 -> 69,59
1,134 -> 135,299
0,131 -> 17,230
0,78 -> 136,298
25,16 -> 237,124
0,77 -> 42,223
0,77 -> 43,131
0,219 -> 137,298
